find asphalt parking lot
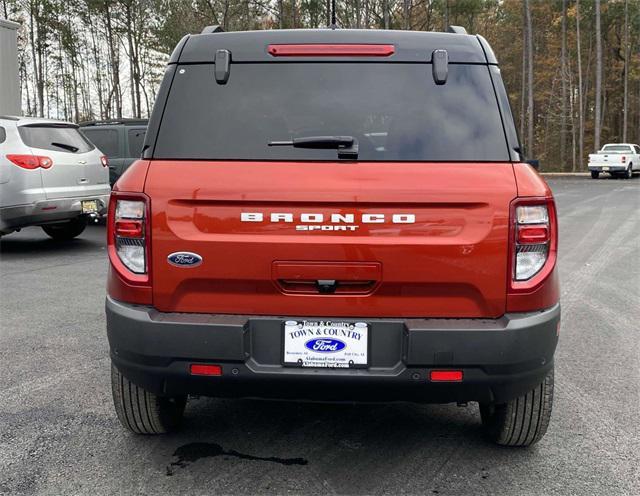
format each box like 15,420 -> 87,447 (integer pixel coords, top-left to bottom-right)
0,177 -> 638,495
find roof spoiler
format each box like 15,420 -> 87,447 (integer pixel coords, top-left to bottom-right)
202,25 -> 224,34
446,25 -> 467,34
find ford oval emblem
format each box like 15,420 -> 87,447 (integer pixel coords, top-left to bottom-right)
305,338 -> 346,353
167,252 -> 203,268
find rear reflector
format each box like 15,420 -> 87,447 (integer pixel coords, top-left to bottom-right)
430,370 -> 463,382
190,364 -> 222,376
268,44 -> 395,57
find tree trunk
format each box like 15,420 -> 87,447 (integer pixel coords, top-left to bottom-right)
560,0 -> 567,170
622,0 -> 628,142
525,0 -> 534,156
105,3 -> 122,119
383,0 -> 390,29
403,0 -> 410,30
576,0 -> 584,171
520,2 -> 526,144
594,0 -> 602,151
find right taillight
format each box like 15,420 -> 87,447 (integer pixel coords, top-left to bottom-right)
514,205 -> 550,281
509,197 -> 558,291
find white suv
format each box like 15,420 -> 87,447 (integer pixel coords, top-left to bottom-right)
0,116 -> 110,239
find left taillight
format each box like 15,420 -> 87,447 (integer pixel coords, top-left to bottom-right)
6,154 -> 53,169
108,193 -> 150,279
100,155 -> 109,167
509,197 -> 558,291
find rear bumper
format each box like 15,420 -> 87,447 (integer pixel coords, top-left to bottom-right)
106,297 -> 560,404
0,194 -> 109,231
588,165 -> 627,172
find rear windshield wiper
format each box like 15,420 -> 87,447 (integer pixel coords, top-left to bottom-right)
51,142 -> 79,153
269,136 -> 358,159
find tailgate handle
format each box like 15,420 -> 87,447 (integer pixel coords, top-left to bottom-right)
316,279 -> 337,294
277,278 -> 377,295
273,261 -> 381,296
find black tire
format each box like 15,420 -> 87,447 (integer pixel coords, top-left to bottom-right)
590,171 -> 599,179
480,367 -> 554,447
41,217 -> 87,240
111,363 -> 187,434
625,165 -> 633,179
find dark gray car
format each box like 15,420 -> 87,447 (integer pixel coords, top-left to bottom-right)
80,119 -> 147,186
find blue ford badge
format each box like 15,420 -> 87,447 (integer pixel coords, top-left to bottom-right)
167,252 -> 203,268
305,338 -> 346,353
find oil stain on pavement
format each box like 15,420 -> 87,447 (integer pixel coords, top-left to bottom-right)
166,442 -> 308,475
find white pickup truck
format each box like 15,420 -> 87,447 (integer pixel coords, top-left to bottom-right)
588,143 -> 640,179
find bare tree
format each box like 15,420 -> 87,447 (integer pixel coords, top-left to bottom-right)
525,0 -> 534,156
520,3 -> 526,144
560,0 -> 567,169
594,0 -> 602,151
622,0 -> 628,142
576,0 -> 584,170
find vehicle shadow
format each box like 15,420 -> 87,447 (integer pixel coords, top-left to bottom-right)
132,396 -> 530,486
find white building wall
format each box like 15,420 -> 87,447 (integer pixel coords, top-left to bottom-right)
0,18 -> 20,116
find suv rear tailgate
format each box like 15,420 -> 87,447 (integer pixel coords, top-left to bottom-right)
146,161 -> 516,318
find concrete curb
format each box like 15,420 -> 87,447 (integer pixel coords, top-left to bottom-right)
540,172 -> 590,176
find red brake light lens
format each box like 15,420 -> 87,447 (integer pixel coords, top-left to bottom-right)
6,154 -> 53,170
115,219 -> 144,238
268,44 -> 395,57
100,155 -> 109,167
517,225 -> 549,244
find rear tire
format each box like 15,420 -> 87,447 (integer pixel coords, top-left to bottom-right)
480,367 -> 554,447
42,217 -> 87,240
626,165 -> 633,179
590,171 -> 599,179
111,363 -> 187,434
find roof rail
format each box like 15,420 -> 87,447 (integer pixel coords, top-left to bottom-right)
79,118 -> 148,127
446,25 -> 468,34
202,25 -> 224,34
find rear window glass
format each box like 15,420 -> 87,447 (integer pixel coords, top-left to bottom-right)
154,63 -> 509,162
19,125 -> 94,154
602,145 -> 632,153
0,127 -> 5,144
82,128 -> 119,157
127,128 -> 146,157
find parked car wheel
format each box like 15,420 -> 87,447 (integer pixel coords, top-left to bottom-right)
111,363 -> 187,434
626,165 -> 633,179
480,367 -> 554,447
590,171 -> 599,179
41,217 -> 88,240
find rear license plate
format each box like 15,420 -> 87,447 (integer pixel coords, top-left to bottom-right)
603,166 -> 610,171
81,200 -> 98,214
283,320 -> 368,368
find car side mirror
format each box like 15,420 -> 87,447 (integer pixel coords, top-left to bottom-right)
526,159 -> 540,171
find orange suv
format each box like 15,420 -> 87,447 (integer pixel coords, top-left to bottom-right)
106,26 -> 559,446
